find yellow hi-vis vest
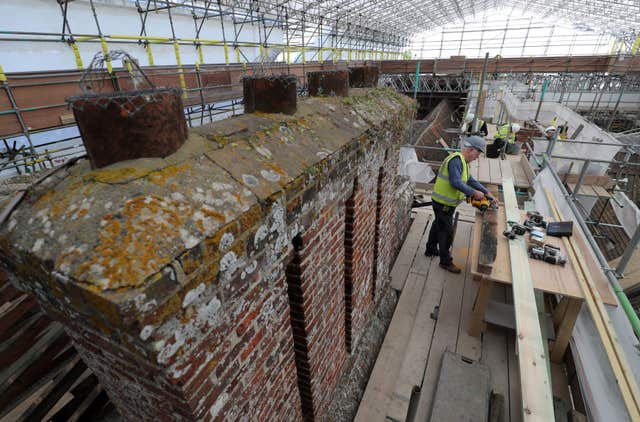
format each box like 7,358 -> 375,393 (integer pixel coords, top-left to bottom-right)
495,123 -> 516,144
463,119 -> 485,133
433,152 -> 469,206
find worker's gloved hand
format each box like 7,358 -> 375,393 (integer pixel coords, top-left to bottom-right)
471,190 -> 484,200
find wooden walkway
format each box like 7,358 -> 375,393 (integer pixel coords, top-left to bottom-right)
357,209 -> 572,422
468,155 -> 535,189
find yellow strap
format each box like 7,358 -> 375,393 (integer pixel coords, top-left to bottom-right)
235,46 -> 241,64
347,48 -> 351,63
199,45 -> 205,65
126,60 -> 133,73
71,42 -> 83,69
318,48 -> 323,63
0,64 -> 6,83
286,46 -> 290,64
173,41 -> 187,99
610,39 -> 619,55
265,46 -> 269,62
302,47 -> 306,64
259,43 -> 264,63
146,43 -> 154,66
632,36 -> 640,55
100,37 -> 112,73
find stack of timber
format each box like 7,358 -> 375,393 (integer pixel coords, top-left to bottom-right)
0,271 -> 115,421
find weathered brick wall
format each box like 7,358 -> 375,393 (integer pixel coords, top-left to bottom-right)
0,87 -> 415,421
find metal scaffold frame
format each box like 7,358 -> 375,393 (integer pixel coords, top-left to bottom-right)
0,0 -> 639,178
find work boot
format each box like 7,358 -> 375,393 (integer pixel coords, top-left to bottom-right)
439,262 -> 462,274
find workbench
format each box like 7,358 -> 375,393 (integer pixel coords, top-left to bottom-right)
468,206 -> 618,362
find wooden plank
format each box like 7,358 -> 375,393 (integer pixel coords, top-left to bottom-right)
390,214 -> 431,290
500,158 -> 514,182
478,209 -> 499,274
591,185 -> 610,198
386,255 -> 447,421
568,183 -> 599,197
503,177 -> 555,421
501,286 -> 523,422
413,222 -> 473,422
550,298 -> 583,363
355,271 -> 428,421
484,300 -> 555,339
510,161 -> 529,188
520,155 -> 536,187
437,138 -> 450,149
545,189 -> 640,419
559,173 -> 613,188
410,211 -> 436,277
507,331 -> 523,422
489,158 -> 502,185
478,156 -> 491,185
455,223 -> 482,360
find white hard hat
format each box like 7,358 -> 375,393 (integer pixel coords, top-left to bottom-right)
545,126 -> 556,133
465,113 -> 474,123
511,123 -> 521,133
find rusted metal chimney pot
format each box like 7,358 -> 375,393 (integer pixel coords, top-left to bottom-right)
307,70 -> 349,97
348,66 -> 380,88
243,75 -> 297,115
68,88 -> 188,169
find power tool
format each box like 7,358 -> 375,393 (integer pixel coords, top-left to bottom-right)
523,211 -> 547,230
529,244 -> 566,266
467,196 -> 498,212
503,221 -> 527,239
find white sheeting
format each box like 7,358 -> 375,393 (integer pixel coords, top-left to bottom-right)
399,146 -> 436,184
533,168 -> 640,422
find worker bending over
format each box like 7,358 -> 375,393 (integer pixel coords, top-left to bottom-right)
462,113 -> 488,137
494,122 -> 521,155
426,136 -> 496,273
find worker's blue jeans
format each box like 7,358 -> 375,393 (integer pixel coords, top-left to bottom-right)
426,201 -> 455,265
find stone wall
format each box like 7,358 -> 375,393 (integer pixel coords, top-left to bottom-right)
0,87 -> 415,421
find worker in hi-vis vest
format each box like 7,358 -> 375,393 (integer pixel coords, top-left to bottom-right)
426,136 -> 496,273
494,122 -> 520,145
462,113 -> 488,137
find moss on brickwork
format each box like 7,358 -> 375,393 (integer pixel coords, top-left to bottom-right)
0,86 -> 414,318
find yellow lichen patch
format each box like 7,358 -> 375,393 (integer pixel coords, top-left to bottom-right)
266,162 -> 288,177
70,195 -> 191,290
84,167 -> 151,184
147,163 -> 191,186
207,133 -> 229,146
34,190 -> 56,209
46,191 -> 75,220
200,207 -> 226,223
